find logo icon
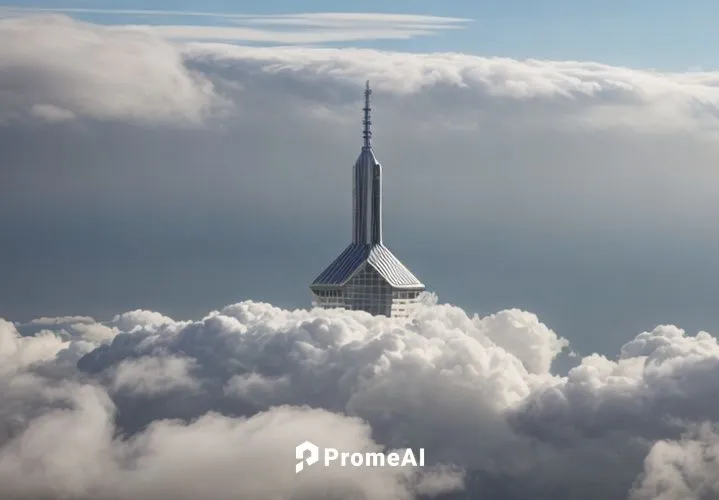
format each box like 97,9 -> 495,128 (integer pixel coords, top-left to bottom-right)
295,440 -> 319,474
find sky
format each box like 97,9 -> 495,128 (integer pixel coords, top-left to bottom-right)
3,0 -> 719,69
6,2 -> 719,499
3,1 -> 719,358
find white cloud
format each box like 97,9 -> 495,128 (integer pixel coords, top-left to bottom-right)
0,306 -> 469,499
0,7 -> 469,25
0,386 -> 438,499
475,309 -> 569,374
7,296 -> 719,498
110,309 -> 176,332
630,423 -> 719,500
0,8 -> 469,44
122,24 -> 442,44
4,13 -> 719,136
184,43 -> 719,135
26,316 -> 96,325
16,316 -> 117,344
112,356 -> 201,396
29,103 -> 75,122
0,319 -> 67,374
0,15 -> 222,126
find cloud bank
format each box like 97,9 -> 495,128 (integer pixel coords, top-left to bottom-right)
3,14 -> 719,133
3,296 -> 719,499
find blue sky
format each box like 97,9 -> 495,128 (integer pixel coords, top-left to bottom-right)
4,0 -> 719,70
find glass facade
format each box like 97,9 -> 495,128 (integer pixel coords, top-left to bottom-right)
345,264 -> 393,316
311,263 -> 422,318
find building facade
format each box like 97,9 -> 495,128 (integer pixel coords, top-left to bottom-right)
309,82 -> 425,318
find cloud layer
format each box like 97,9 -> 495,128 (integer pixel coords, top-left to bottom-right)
0,8 -> 470,44
185,42 -> 719,135
4,13 -> 719,134
3,297 -> 719,499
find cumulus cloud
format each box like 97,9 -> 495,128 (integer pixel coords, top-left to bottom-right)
0,387 -> 432,500
0,318 -> 68,374
631,423 -> 719,500
112,356 -> 201,396
110,309 -> 176,332
0,304 -> 477,499
16,316 -> 117,344
4,297 -> 719,499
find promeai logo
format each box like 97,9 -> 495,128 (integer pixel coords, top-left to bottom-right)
295,441 -> 320,474
295,441 -> 425,474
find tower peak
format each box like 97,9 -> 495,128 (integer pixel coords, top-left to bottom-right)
309,78 -> 425,318
362,80 -> 372,149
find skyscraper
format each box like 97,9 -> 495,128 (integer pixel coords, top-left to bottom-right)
309,81 -> 425,318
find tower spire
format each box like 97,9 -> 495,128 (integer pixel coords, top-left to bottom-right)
309,77 -> 425,318
362,80 -> 372,149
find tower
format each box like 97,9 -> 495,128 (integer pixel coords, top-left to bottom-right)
309,81 -> 425,318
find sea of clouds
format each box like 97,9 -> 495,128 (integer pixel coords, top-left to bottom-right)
2,293 -> 719,499
4,12 -> 719,500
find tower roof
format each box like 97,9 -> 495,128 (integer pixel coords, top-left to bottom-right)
311,243 -> 424,289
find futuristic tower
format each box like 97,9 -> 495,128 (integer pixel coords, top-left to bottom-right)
309,81 -> 425,318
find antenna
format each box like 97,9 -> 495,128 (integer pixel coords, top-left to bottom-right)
362,80 -> 372,149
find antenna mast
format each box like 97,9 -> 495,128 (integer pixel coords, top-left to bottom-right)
362,80 -> 372,149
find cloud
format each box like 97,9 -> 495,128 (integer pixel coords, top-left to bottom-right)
118,11 -> 470,44
112,356 -> 201,396
0,7 -> 469,25
0,15 -> 222,126
122,24 -> 444,44
0,318 -> 67,374
478,309 -> 569,374
29,103 -> 75,122
630,423 -> 719,500
16,316 -> 117,344
25,315 -> 96,325
110,309 -> 176,332
0,308 -> 470,499
5,296 -> 719,498
183,42 -> 719,135
4,13 -> 719,135
0,387 -> 436,500
0,8 -> 469,44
